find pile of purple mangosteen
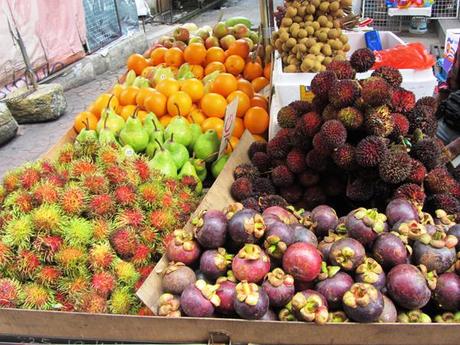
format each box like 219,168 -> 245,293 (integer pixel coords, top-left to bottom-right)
158,199 -> 460,323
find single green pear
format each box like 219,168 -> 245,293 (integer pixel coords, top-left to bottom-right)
211,154 -> 229,178
188,123 -> 202,150
164,110 -> 192,147
164,134 -> 189,169
76,118 -> 98,143
120,145 -> 136,159
96,107 -> 125,136
192,158 -> 207,181
143,113 -> 163,137
149,139 -> 177,178
124,70 -> 136,87
98,114 -> 118,145
193,129 -> 220,162
179,160 -> 202,194
145,124 -> 164,158
119,111 -> 149,153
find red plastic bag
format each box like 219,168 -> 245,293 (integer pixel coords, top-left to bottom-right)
373,43 -> 436,70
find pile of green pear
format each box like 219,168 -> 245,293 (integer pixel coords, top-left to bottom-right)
76,107 -> 231,193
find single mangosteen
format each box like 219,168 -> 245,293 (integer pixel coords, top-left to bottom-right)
315,265 -> 354,310
162,262 -> 197,295
199,248 -> 233,280
318,233 -> 344,261
216,274 -> 237,315
282,242 -> 322,282
434,272 -> 460,311
228,209 -> 266,246
397,309 -> 431,323
329,238 -> 366,272
234,282 -> 269,320
392,220 -> 430,242
378,295 -> 397,323
263,206 -> 298,224
232,244 -> 271,283
264,220 -> 295,259
343,283 -> 384,323
448,224 -> 460,251
372,232 -> 408,270
157,293 -> 181,317
355,258 -> 386,291
292,224 -> 318,246
291,290 -> 329,324
311,205 -> 339,238
262,268 -> 295,307
386,198 -> 419,226
346,208 -> 388,247
166,229 -> 201,265
386,264 -> 431,310
180,280 -> 220,317
278,301 -> 297,321
193,209 -> 228,249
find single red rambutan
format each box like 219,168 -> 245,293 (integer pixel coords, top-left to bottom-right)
361,77 -> 391,107
411,138 -> 442,171
280,185 -> 303,204
60,187 -> 86,216
299,111 -> 323,137
248,141 -> 267,159
90,194 -> 114,217
312,133 -> 333,154
114,185 -> 137,206
332,144 -> 358,171
57,276 -> 89,305
233,163 -> 260,180
355,136 -> 388,168
139,227 -> 158,247
407,159 -> 427,184
14,192 -> 34,213
45,173 -> 67,187
320,120 -> 347,148
105,165 -> 128,185
371,66 -> 403,88
36,266 -> 62,287
390,88 -> 416,113
81,174 -> 109,195
271,165 -> 295,187
258,194 -> 288,210
326,60 -> 356,80
89,242 -> 114,271
33,182 -> 60,204
2,172 -> 20,193
180,176 -> 198,191
34,235 -> 63,263
148,209 -> 175,230
80,292 -> 107,313
425,167 -> 457,194
350,48 -> 375,73
311,70 -> 338,99
298,169 -> 320,187
305,149 -> 330,172
0,242 -> 12,270
407,106 -> 438,137
286,148 -> 306,173
55,292 -> 74,312
40,161 -> 56,175
322,104 -> 339,121
346,177 -> 374,202
277,105 -> 298,129
16,250 -> 40,280
365,105 -> 394,137
390,113 -> 410,140
393,183 -> 426,205
289,100 -> 312,115
230,177 -> 254,201
92,271 -> 116,297
251,152 -> 271,173
20,167 -> 41,190
0,278 -> 23,307
132,158 -> 151,182
415,96 -> 437,112
242,197 -> 262,212
116,208 -> 145,228
379,151 -> 412,184
290,126 -> 312,150
110,228 -> 138,259
139,183 -> 162,207
337,107 -> 363,130
329,80 -> 361,108
428,194 -> 460,215
71,160 -> 97,178
131,244 -> 151,267
252,177 -> 276,197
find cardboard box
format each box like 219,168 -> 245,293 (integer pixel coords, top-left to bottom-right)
443,29 -> 460,74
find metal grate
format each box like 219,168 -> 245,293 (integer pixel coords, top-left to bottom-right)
83,0 -> 122,52
362,0 -> 403,32
431,0 -> 459,19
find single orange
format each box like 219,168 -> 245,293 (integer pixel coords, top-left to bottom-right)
184,43 -> 207,65
188,108 -> 206,125
74,111 -> 98,133
226,39 -> 250,59
160,115 -> 172,127
237,79 -> 255,98
111,84 -> 124,99
127,53 -> 149,75
144,91 -> 167,116
250,95 -> 268,110
200,93 -> 227,118
253,134 -> 267,142
180,78 -> 204,102
226,136 -> 240,153
225,55 -> 245,76
164,47 -> 184,67
243,61 -> 263,81
244,106 -> 269,134
167,91 -> 193,116
263,62 -> 272,80
190,64 -> 204,79
206,47 -> 225,64
232,117 -> 245,138
150,47 -> 168,65
156,78 -> 180,98
135,87 -> 156,107
226,90 -> 251,118
138,110 -> 149,123
205,61 -> 226,75
251,76 -> 270,93
87,102 -> 98,115
93,93 -> 119,117
212,73 -> 238,97
119,86 -> 140,106
120,105 -> 138,120
201,117 -> 224,138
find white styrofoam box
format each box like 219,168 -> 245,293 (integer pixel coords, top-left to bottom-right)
272,31 -> 437,108
443,29 -> 460,74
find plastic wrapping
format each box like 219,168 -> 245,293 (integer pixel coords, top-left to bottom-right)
373,43 -> 436,70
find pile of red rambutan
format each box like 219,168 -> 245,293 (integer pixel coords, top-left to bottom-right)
232,49 -> 459,218
0,142 -> 199,314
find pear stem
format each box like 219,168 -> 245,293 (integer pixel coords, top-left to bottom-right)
132,106 -> 139,119
152,118 -> 158,131
154,138 -> 164,150
83,118 -> 90,130
103,112 -> 109,129
174,103 -> 182,118
204,151 -> 219,161
105,94 -> 115,112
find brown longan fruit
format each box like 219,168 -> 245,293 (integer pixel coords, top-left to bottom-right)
330,1 -> 340,11
284,64 -> 298,73
286,6 -> 297,17
319,2 -> 330,12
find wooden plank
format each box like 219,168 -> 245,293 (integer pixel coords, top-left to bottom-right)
40,128 -> 77,161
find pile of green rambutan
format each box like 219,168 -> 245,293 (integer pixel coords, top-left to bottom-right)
0,142 -> 199,314
233,48 -> 460,218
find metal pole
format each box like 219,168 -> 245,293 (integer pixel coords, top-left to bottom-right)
259,0 -> 274,47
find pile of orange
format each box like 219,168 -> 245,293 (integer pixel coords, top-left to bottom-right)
75,38 -> 272,148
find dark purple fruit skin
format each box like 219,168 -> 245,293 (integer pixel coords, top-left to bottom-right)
386,198 -> 419,226
318,239 -> 335,261
263,206 -> 297,224
265,220 -> 295,247
346,211 -> 387,248
329,238 -> 366,272
378,295 -> 397,323
343,287 -> 384,323
355,270 -> 386,291
228,209 -> 263,245
260,308 -> 278,320
216,280 -> 236,315
434,272 -> 460,311
448,224 -> 460,251
195,210 -> 228,248
386,264 -> 431,310
234,288 -> 269,320
162,266 -> 197,295
315,272 -> 354,310
180,285 -> 214,317
311,205 -> 339,238
262,279 -> 295,308
293,224 -> 318,246
426,224 -> 437,236
412,241 -> 456,274
199,250 -> 228,280
372,233 -> 408,270
295,280 -> 314,292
